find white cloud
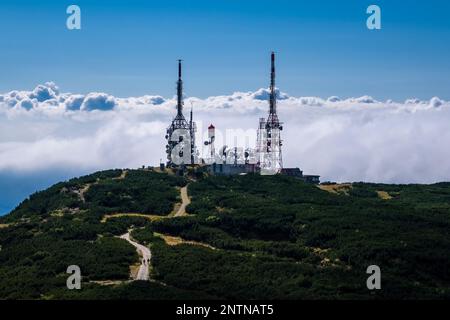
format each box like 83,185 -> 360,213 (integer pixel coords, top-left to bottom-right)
30,82 -> 59,102
1,82 -> 450,185
251,88 -> 289,101
429,97 -> 443,108
81,92 -> 117,111
65,94 -> 85,111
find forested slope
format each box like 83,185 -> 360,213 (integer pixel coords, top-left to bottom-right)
0,170 -> 449,299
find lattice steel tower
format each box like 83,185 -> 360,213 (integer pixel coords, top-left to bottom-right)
257,52 -> 283,174
165,60 -> 197,166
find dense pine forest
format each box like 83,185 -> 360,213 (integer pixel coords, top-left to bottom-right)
0,169 -> 449,299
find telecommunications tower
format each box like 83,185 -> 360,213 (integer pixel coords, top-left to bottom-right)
257,52 -> 283,174
165,60 -> 197,166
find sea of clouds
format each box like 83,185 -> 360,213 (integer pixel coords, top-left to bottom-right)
1,82 -> 450,213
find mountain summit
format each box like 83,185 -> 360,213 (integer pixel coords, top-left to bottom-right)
0,169 -> 449,299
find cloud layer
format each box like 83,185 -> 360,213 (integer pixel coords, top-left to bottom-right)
1,82 -> 450,187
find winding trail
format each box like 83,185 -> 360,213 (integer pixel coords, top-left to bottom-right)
78,184 -> 91,203
102,213 -> 164,223
113,170 -> 128,180
78,170 -> 127,203
120,232 -> 151,281
103,184 -> 191,222
113,184 -> 192,281
174,185 -> 190,217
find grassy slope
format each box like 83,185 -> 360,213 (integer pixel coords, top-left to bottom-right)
0,171 -> 449,299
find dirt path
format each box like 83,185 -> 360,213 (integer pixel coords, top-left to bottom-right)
110,183 -> 194,281
102,213 -> 166,223
113,170 -> 128,180
157,233 -> 216,250
77,184 -> 91,203
174,185 -> 191,217
120,232 -> 151,281
77,170 -> 128,203
102,184 -> 192,222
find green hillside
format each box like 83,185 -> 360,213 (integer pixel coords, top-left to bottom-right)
0,169 -> 449,299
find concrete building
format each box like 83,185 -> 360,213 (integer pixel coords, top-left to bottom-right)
281,168 -> 320,184
207,163 -> 259,176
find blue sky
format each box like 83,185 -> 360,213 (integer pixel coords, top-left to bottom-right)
1,0 -> 450,100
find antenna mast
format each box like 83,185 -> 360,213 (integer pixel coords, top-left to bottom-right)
176,59 -> 183,117
257,52 -> 283,174
166,59 -> 196,166
270,52 -> 276,115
